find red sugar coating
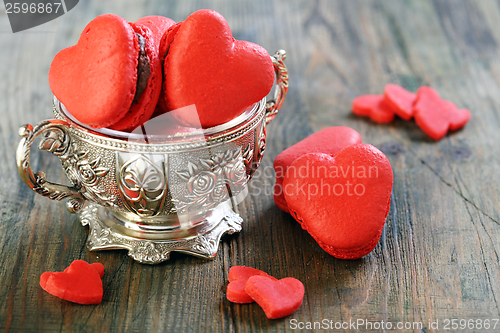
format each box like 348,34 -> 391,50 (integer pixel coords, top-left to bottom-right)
273,127 -> 362,213
244,276 -> 305,319
283,144 -> 393,259
226,266 -> 277,304
383,84 -> 417,121
352,94 -> 395,123
163,9 -> 275,128
413,86 -> 471,140
40,260 -> 104,305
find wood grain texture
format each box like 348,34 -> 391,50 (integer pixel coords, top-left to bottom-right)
1,0 -> 500,331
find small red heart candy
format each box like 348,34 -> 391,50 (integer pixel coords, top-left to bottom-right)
283,144 -> 393,259
40,260 -> 104,304
352,95 -> 395,123
226,266 -> 276,304
383,84 -> 416,121
244,276 -> 304,319
413,86 -> 471,140
163,9 -> 275,128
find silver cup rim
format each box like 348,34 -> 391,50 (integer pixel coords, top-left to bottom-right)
54,96 -> 265,145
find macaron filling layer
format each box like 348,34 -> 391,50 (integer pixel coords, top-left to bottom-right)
133,32 -> 150,104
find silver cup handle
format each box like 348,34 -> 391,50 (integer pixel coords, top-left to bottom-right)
265,49 -> 288,124
16,119 -> 85,213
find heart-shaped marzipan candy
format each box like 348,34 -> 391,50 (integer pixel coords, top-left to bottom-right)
163,9 -> 275,128
413,86 -> 471,141
226,266 -> 276,304
283,144 -> 393,259
40,260 -> 104,304
244,276 -> 304,319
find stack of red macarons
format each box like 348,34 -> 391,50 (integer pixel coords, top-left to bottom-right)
49,10 -> 275,132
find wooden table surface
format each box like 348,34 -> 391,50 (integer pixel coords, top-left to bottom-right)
2,0 -> 500,332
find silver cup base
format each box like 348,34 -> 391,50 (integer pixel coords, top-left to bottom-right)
80,199 -> 244,264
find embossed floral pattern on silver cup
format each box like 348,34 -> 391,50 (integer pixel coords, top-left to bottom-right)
16,50 -> 288,264
174,147 -> 247,214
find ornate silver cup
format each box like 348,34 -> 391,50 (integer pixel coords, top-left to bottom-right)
17,50 -> 288,264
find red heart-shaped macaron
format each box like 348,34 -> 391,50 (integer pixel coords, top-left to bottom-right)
49,14 -> 175,131
226,266 -> 277,304
273,127 -> 362,213
283,144 -> 393,259
245,276 -> 304,319
40,260 -> 104,304
162,9 -> 275,128
49,14 -> 140,128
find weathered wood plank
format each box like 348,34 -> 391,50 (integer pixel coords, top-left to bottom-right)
3,0 -> 500,332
